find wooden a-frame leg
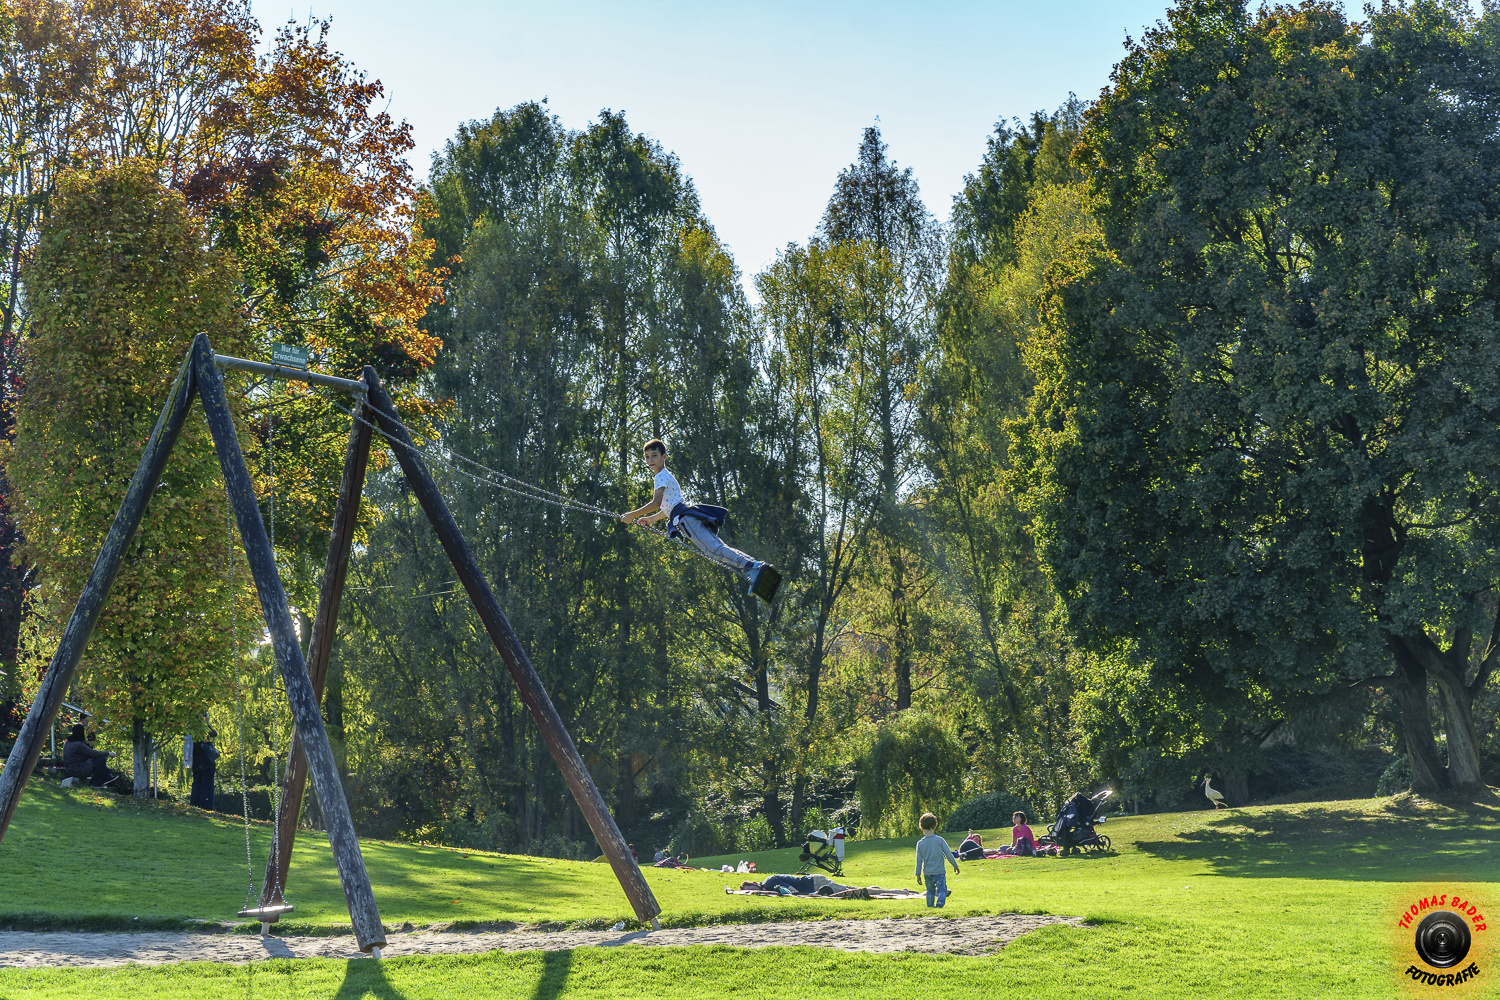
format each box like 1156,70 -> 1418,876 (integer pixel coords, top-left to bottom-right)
0,351 -> 196,843
362,367 -> 662,925
194,337 -> 386,952
260,401 -> 373,917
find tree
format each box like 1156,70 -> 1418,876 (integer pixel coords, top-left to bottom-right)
923,106 -> 1094,783
854,710 -> 967,837
0,0 -> 442,710
1010,0 -> 1500,795
330,103 -> 790,851
4,161 -> 249,794
758,238 -> 883,828
819,126 -> 943,713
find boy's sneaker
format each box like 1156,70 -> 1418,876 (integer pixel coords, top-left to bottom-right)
746,562 -> 782,604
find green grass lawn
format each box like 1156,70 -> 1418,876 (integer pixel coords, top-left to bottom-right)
0,777 -> 1496,999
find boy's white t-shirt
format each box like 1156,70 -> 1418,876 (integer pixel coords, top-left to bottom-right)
653,467 -> 685,515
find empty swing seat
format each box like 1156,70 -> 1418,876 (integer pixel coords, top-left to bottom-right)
237,903 -> 295,921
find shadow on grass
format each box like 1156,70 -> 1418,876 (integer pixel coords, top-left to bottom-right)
1133,798 -> 1500,881
332,957 -> 410,1000
531,950 -> 573,1000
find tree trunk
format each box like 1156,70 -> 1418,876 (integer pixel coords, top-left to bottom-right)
1221,771 -> 1249,807
763,782 -> 787,848
0,492 -> 28,701
789,773 -> 806,835
1428,660 -> 1488,792
890,546 -> 912,711
131,718 -> 149,799
1386,639 -> 1448,795
1396,631 -> 1493,794
615,756 -> 637,831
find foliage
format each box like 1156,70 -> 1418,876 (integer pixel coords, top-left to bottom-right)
853,710 -> 967,837
335,101 -> 799,854
920,101 -> 1102,822
1008,0 -> 1500,796
0,0 -> 443,682
942,790 -> 1038,833
3,162 -> 249,760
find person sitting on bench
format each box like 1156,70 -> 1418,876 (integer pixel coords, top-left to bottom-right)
62,724 -> 115,787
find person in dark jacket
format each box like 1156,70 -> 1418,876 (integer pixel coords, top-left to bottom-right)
1,697 -> 20,739
62,724 -> 114,786
190,731 -> 220,809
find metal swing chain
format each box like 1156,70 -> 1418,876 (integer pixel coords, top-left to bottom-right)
228,504 -> 257,909
266,386 -> 287,906
318,394 -> 753,581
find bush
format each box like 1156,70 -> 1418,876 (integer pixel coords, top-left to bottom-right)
1375,745 -> 1448,797
1376,756 -> 1409,796
211,785 -> 276,820
1250,743 -> 1392,801
943,791 -> 1038,833
527,834 -> 592,860
668,808 -> 734,858
735,815 -> 776,852
856,711 -> 967,837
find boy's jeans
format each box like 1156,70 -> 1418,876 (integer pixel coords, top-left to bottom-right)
680,517 -> 755,572
924,870 -> 948,908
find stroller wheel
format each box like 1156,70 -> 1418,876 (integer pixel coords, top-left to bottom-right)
1097,835 -> 1111,852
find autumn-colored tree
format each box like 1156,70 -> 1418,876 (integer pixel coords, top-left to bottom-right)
0,1 -> 443,680
3,161 -> 249,794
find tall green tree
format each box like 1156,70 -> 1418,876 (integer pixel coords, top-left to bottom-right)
336,103 -> 792,850
819,126 -> 943,714
1010,0 -> 1500,795
4,161 -> 249,794
0,0 -> 442,710
923,106 -> 1093,790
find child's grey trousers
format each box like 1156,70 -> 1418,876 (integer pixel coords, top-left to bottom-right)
679,516 -> 755,572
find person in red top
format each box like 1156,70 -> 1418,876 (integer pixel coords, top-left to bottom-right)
1010,811 -> 1037,855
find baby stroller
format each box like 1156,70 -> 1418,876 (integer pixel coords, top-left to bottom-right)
794,828 -> 846,877
1037,789 -> 1114,856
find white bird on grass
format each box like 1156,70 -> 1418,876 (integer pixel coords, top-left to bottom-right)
1202,776 -> 1227,809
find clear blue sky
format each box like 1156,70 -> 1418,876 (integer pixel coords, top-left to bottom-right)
246,1 -> 1353,285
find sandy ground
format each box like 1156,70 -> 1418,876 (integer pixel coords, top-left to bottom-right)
0,914 -> 1083,967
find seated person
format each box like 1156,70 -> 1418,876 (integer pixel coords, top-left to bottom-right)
996,811 -> 1036,856
62,724 -> 115,787
958,830 -> 986,860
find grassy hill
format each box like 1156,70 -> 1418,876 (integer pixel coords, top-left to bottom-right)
0,777 -> 1496,999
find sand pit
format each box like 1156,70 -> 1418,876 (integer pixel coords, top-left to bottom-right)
0,914 -> 1084,967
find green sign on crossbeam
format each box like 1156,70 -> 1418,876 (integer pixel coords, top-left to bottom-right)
271,343 -> 308,370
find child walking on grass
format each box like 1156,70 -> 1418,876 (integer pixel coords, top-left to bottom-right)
914,812 -> 960,908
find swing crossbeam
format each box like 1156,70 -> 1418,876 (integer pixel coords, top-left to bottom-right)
212,353 -> 367,394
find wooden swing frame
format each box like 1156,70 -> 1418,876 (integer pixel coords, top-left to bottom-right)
0,334 -> 662,954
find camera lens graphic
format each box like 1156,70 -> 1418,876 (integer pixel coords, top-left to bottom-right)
1414,911 -> 1472,969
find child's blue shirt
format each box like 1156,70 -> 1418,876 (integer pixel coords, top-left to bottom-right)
915,832 -> 959,876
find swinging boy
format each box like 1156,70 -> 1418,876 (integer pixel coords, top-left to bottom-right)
619,438 -> 781,603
